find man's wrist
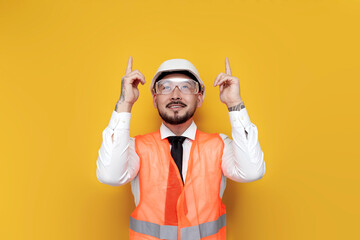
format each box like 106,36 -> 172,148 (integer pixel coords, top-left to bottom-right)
115,101 -> 133,113
227,100 -> 245,112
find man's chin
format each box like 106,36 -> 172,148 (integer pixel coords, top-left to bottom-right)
164,116 -> 188,125
159,111 -> 192,125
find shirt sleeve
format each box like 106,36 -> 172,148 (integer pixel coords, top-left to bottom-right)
220,108 -> 266,183
96,110 -> 140,186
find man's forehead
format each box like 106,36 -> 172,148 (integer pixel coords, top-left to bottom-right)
162,73 -> 192,80
158,78 -> 196,83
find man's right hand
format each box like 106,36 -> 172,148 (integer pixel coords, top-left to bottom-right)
115,56 -> 146,113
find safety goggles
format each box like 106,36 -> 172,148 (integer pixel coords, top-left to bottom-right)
154,78 -> 200,95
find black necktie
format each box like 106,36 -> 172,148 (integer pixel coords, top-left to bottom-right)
167,136 -> 186,184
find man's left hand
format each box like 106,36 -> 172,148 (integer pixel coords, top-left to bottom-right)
214,57 -> 244,111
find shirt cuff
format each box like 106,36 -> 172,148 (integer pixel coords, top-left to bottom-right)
108,110 -> 131,130
228,108 -> 251,130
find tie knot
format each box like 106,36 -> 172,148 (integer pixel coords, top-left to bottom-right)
167,136 -> 187,145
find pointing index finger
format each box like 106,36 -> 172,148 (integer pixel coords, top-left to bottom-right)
225,57 -> 232,75
126,56 -> 133,74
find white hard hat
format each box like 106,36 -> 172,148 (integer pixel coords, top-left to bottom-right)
150,59 -> 205,99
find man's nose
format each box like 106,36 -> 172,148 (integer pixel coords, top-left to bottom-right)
170,86 -> 182,99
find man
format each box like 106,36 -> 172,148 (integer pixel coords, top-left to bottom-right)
96,56 -> 265,240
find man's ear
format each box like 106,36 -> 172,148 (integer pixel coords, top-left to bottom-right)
152,94 -> 158,108
196,93 -> 203,108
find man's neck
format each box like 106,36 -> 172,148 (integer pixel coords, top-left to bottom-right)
163,118 -> 194,136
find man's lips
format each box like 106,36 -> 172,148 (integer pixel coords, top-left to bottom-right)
166,101 -> 187,109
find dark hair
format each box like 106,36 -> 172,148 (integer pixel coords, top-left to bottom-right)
154,70 -> 202,93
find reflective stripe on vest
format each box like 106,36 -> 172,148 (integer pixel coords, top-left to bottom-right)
129,216 -> 178,240
129,213 -> 226,240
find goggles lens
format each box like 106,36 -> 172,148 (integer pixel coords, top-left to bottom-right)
155,78 -> 199,95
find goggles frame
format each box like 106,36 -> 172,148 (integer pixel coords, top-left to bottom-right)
154,78 -> 200,95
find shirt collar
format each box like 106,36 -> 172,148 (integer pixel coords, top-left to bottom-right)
160,121 -> 197,140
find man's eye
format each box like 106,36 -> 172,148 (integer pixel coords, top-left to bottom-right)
181,84 -> 190,89
161,85 -> 171,90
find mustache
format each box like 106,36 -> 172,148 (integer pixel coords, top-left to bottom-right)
166,101 -> 187,108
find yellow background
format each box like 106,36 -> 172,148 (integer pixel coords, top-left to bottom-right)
1,0 -> 359,239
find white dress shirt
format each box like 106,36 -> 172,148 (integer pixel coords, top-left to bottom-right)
96,108 -> 265,206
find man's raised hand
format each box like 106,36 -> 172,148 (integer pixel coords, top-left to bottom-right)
115,56 -> 146,112
213,57 -> 245,111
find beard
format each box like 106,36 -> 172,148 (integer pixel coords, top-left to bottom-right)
157,101 -> 197,125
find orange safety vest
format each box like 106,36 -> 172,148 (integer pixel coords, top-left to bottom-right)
130,129 -> 226,240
